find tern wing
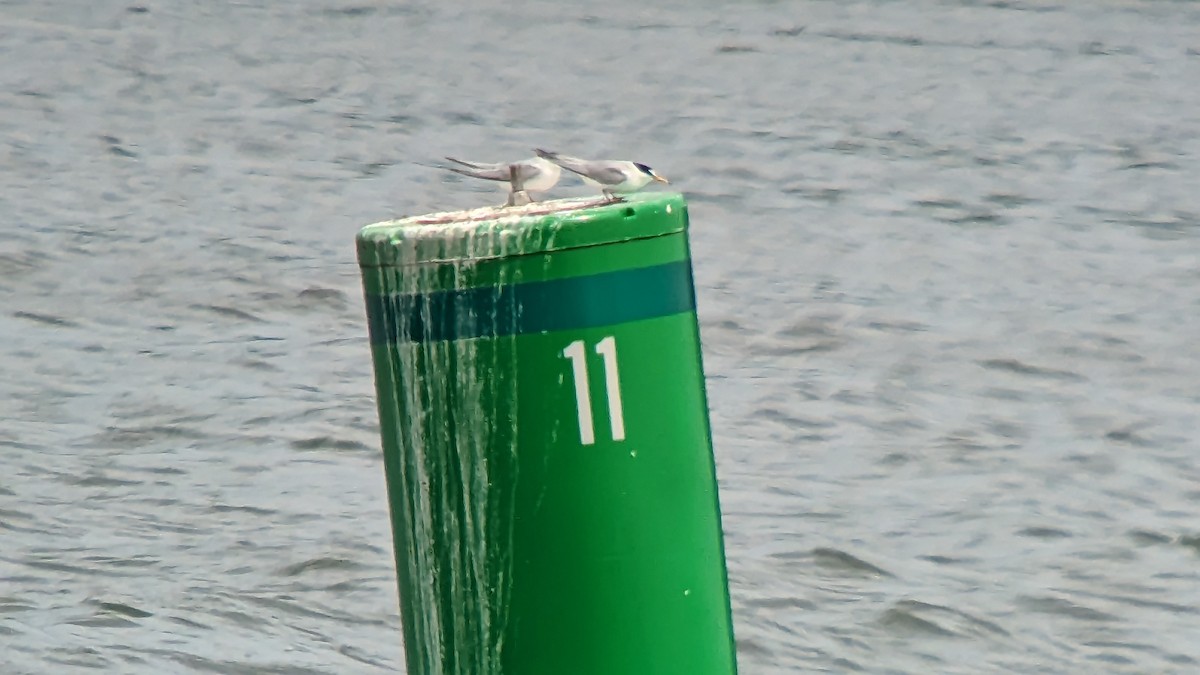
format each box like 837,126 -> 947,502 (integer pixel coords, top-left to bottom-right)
535,149 -> 627,186
444,156 -> 506,171
445,165 -> 513,181
573,162 -> 629,186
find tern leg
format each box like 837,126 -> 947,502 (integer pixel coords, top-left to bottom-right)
509,165 -> 525,193
505,165 -> 532,207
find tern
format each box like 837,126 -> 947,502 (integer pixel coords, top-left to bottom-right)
534,149 -> 668,201
441,156 -> 562,206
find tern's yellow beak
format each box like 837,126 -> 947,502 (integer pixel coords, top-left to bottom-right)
653,175 -> 669,184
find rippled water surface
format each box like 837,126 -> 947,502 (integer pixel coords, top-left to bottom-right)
3,1 -> 1200,672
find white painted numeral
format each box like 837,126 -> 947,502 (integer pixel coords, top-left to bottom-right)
594,336 -> 626,442
562,340 -> 595,446
561,336 -> 627,445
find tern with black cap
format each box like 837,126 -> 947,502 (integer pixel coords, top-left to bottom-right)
534,148 -> 668,201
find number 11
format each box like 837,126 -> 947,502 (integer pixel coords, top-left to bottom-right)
562,336 -> 626,446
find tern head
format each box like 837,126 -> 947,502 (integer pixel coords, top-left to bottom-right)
634,162 -> 669,184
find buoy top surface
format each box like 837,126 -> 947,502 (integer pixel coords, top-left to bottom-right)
357,192 -> 687,267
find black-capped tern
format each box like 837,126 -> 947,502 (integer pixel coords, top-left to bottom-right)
534,149 -> 668,201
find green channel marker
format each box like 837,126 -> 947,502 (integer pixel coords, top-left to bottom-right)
357,192 -> 737,675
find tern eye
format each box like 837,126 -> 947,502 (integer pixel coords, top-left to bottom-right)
633,162 -> 654,175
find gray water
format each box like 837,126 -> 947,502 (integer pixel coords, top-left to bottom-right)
3,1 -> 1200,672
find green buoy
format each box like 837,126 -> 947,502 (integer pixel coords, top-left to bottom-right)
357,192 -> 737,675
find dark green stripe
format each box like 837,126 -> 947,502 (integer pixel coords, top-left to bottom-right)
365,260 -> 695,344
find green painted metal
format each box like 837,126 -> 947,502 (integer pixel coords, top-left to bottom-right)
358,192 -> 737,675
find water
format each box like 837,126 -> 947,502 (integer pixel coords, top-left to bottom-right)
3,0 -> 1199,672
